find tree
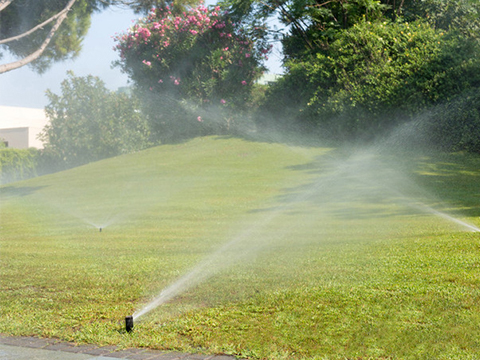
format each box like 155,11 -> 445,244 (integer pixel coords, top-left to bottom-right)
114,3 -> 271,141
255,0 -> 480,145
40,71 -> 150,168
224,0 -> 480,61
0,0 -> 213,74
0,0 -> 114,74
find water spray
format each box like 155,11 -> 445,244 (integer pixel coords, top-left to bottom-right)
125,315 -> 134,332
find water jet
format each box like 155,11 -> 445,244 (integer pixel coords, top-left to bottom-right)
125,315 -> 134,332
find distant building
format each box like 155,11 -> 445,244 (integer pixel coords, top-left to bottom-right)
0,106 -> 49,149
256,73 -> 281,86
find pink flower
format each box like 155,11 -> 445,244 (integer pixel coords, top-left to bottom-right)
220,99 -> 226,104
241,80 -> 247,85
158,79 -> 163,83
137,27 -> 151,40
197,116 -> 203,122
245,53 -> 251,58
142,60 -> 152,66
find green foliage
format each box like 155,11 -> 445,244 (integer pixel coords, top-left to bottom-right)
0,148 -> 38,184
397,0 -> 480,38
126,0 -> 201,14
261,20 -> 480,140
114,4 -> 270,142
41,72 -> 151,169
428,89 -> 480,153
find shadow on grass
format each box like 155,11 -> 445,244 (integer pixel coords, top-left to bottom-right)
0,185 -> 47,201
250,146 -> 480,221
409,153 -> 480,217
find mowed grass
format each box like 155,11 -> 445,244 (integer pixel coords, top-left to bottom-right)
1,136 -> 480,359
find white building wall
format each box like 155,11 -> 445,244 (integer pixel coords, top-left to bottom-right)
0,106 -> 49,149
28,127 -> 45,149
0,127 -> 29,149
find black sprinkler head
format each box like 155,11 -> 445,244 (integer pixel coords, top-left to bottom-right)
99,227 -> 102,232
125,315 -> 134,333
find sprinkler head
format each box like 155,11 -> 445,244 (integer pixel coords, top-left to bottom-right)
99,227 -> 102,232
125,315 -> 134,333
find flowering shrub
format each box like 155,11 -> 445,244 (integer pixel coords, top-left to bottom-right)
114,4 -> 271,140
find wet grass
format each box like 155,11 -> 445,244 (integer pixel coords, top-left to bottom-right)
1,136 -> 480,359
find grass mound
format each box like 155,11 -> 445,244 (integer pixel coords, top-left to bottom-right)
1,136 -> 480,359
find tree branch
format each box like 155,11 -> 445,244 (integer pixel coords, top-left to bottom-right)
0,5 -> 70,45
0,0 -> 77,74
0,0 -> 14,12
309,0 -> 337,8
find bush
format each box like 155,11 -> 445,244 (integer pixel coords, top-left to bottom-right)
0,148 -> 38,184
429,89 -> 480,153
114,4 -> 270,142
41,72 -> 151,168
259,19 -> 480,141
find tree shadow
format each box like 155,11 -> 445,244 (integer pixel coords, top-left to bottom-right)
407,153 -> 480,217
0,185 -> 47,201
249,146 -> 480,222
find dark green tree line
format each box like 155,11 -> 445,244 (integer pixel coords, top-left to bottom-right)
246,0 -> 480,151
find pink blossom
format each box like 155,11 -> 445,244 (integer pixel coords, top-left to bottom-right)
142,60 -> 152,66
245,53 -> 251,58
197,116 -> 203,122
241,80 -> 247,85
158,79 -> 163,83
137,27 -> 151,40
220,99 -> 226,104
190,30 -> 198,35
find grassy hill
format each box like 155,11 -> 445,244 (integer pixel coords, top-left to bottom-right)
1,136 -> 480,359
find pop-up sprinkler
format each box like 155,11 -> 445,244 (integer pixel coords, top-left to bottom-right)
99,227 -> 102,232
125,315 -> 134,332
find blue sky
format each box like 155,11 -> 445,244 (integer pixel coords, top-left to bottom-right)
0,6 -> 283,109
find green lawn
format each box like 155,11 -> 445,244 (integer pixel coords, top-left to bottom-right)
1,136 -> 480,359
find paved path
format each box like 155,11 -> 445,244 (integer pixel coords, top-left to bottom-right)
0,335 -> 237,360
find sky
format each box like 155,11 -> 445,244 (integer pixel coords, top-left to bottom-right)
0,6 -> 284,110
